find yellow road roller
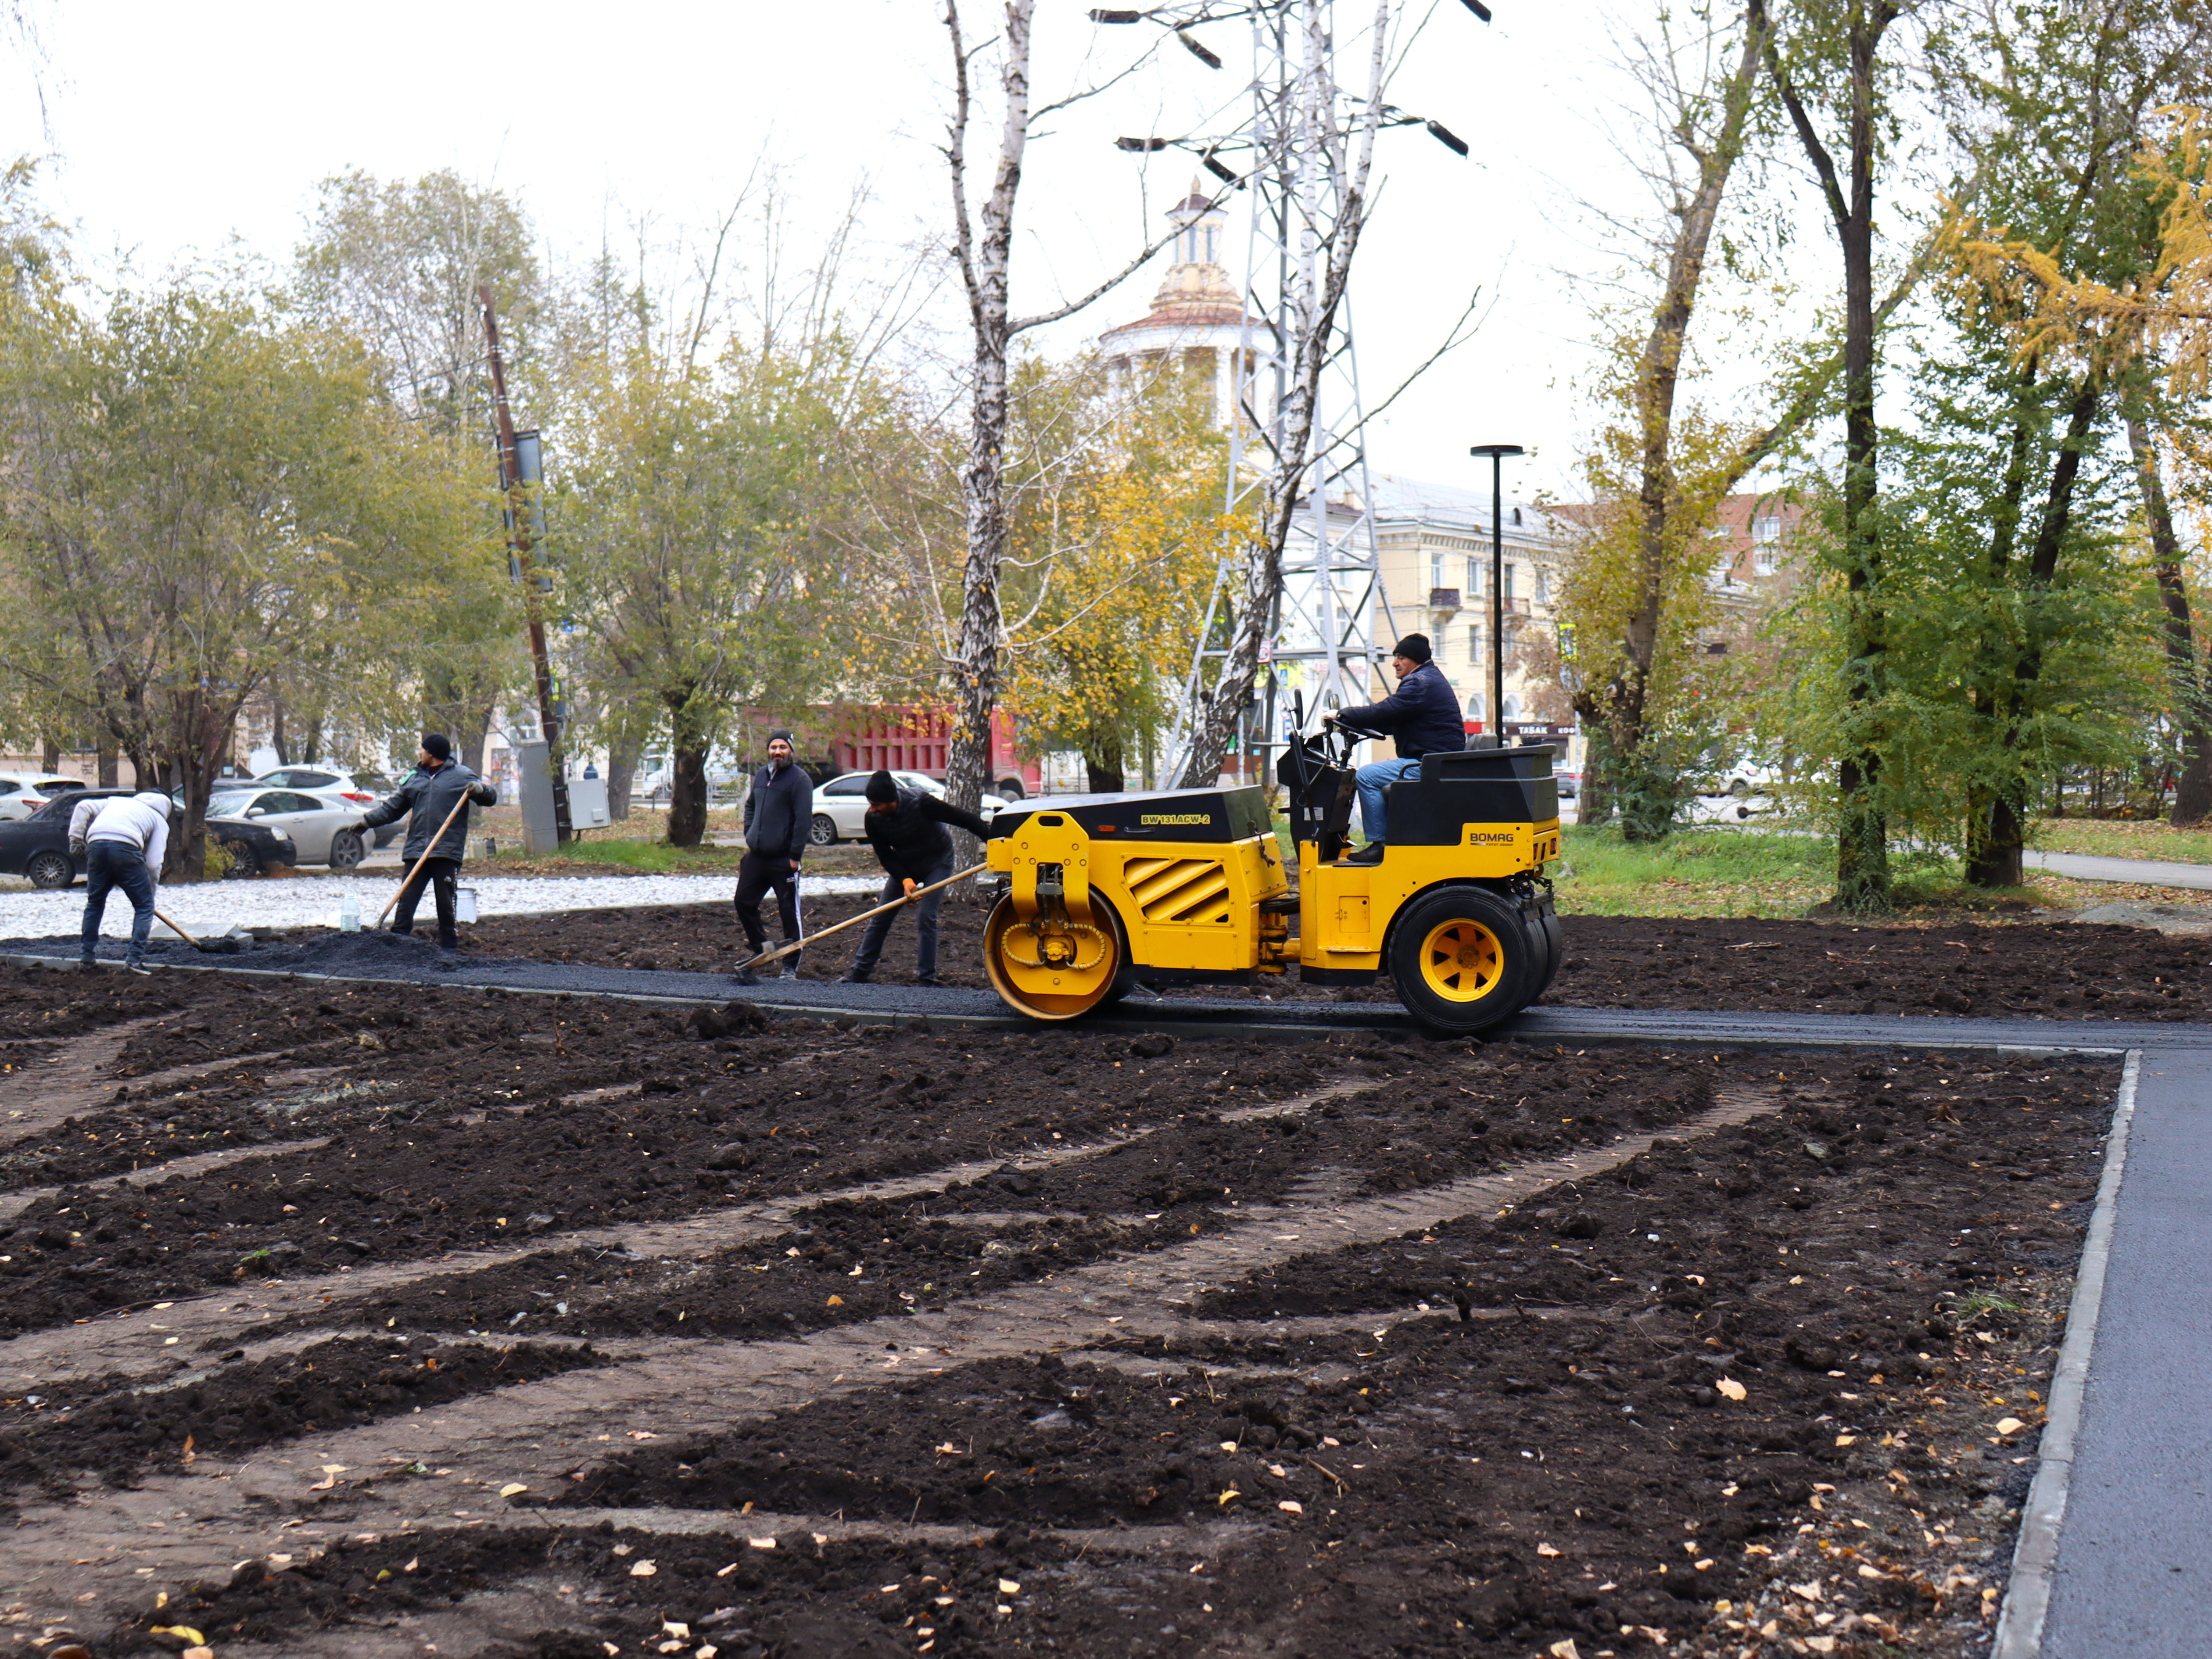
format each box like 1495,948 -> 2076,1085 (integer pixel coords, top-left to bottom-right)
979,721 -> 1562,1032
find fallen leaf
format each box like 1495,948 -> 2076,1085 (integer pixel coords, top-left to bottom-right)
499,1483 -> 529,1498
936,1442 -> 961,1454
630,1559 -> 657,1577
182,1649 -> 213,1659
1805,1639 -> 1838,1655
1996,1416 -> 2027,1435
1278,1500 -> 1304,1514
403,1557 -> 418,1573
151,1630 -> 207,1647
1218,1488 -> 1241,1505
1715,1377 -> 1747,1402
628,1430 -> 658,1441
998,1578 -> 1021,1595
1536,1542 -> 1562,1557
749,1536 -> 777,1550
309,1474 -> 337,1491
1835,1434 -> 1858,1447
662,1622 -> 692,1638
1858,1565 -> 1889,1581
1790,1580 -> 1822,1602
1548,1641 -> 1581,1659
1635,1631 -> 1669,1647
825,1295 -> 844,1307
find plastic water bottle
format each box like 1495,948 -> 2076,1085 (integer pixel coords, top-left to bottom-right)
339,892 -> 360,933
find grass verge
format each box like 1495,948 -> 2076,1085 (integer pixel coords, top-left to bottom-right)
2029,816 -> 2212,865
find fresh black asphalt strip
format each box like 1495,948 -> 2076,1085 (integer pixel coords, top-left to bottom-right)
0,934 -> 2198,1654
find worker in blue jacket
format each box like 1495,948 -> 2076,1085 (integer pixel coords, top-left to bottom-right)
1325,633 -> 1466,864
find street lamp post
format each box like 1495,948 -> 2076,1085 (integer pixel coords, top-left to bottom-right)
1468,444 -> 1524,748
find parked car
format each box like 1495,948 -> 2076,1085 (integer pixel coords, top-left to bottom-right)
1554,768 -> 1581,800
204,788 -> 360,869
0,773 -> 88,823
0,788 -> 134,888
807,770 -> 1007,846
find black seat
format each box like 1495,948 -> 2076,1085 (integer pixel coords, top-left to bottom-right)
1385,745 -> 1557,845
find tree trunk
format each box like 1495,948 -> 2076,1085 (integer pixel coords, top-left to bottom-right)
665,690 -> 709,848
460,709 -> 491,777
607,739 -> 639,821
1768,0 -> 1900,914
940,0 -> 1035,891
2133,418 -> 2212,822
271,697 -> 289,767
1084,736 -> 1125,795
39,738 -> 58,771
97,743 -> 117,788
301,716 -> 323,766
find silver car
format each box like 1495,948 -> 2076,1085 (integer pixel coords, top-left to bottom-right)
206,787 -> 370,869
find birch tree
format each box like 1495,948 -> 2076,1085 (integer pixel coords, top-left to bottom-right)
939,0 -> 1187,817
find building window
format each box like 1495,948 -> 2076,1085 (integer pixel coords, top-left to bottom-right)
1502,564 -> 1516,600
1466,691 -> 1485,721
1533,568 -> 1549,604
1204,224 -> 1219,263
1465,557 -> 1482,595
1467,623 -> 1482,660
1430,552 -> 1445,592
1753,513 -> 1782,574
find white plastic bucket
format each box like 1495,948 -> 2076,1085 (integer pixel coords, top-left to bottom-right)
455,887 -> 480,924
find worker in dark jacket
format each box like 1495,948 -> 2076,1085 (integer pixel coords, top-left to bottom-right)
839,770 -> 990,986
357,734 -> 497,967
734,731 -> 811,978
1326,633 -> 1466,864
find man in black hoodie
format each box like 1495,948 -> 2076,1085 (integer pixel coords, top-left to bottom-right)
735,731 -> 811,978
839,770 -> 989,986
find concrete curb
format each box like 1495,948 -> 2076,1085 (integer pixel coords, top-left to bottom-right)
1990,1046 -> 2144,1659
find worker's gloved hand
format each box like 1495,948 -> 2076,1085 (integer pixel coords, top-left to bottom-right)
903,878 -> 919,901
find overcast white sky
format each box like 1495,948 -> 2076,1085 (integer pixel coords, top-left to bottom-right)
0,1 -> 1782,503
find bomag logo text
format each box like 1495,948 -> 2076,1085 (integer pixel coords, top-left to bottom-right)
1140,813 -> 1212,826
1465,831 -> 1517,846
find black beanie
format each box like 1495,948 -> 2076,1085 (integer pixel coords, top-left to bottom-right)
864,769 -> 899,803
767,729 -> 793,746
421,732 -> 452,761
1392,633 -> 1432,664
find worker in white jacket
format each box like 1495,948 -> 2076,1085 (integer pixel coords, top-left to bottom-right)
68,791 -> 174,974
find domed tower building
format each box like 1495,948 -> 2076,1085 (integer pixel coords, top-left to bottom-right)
1098,185 -> 1258,431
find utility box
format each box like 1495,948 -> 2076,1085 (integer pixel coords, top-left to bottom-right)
512,740 -> 560,854
567,774 -> 610,830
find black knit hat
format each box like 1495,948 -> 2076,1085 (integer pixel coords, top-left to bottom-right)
767,729 -> 793,746
420,732 -> 452,761
1392,633 -> 1432,664
864,769 -> 900,803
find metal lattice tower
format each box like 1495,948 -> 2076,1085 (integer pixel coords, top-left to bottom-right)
1113,0 -> 1470,784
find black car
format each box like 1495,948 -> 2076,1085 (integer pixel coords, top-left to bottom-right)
0,790 -> 296,889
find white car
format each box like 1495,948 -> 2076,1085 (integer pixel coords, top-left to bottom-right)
0,773 -> 89,822
205,786 -> 371,869
807,770 -> 1007,845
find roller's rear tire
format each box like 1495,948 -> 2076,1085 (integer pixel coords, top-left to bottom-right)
1525,887 -> 1562,999
1387,883 -> 1537,1035
982,894 -> 1127,1020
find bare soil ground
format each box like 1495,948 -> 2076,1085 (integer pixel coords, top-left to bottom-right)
0,955 -> 2119,1659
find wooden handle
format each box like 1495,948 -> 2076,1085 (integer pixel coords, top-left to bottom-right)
374,791 -> 476,928
746,861 -> 989,968
151,907 -> 201,949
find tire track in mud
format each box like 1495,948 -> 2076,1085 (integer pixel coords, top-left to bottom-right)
0,1016 -> 165,1149
0,1076 -> 1377,1392
0,1088 -> 1782,1625
0,1137 -> 337,1227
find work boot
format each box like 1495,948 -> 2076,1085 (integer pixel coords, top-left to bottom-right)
838,969 -> 872,984
1344,841 -> 1386,865
915,974 -> 943,988
125,960 -> 152,976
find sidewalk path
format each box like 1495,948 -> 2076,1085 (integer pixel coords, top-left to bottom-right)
2023,848 -> 2212,892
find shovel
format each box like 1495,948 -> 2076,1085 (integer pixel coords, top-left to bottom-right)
153,908 -> 250,955
734,862 -> 988,985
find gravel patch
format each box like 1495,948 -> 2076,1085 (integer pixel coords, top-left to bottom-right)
0,871 -> 879,940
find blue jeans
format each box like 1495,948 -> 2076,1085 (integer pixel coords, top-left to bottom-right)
850,856 -> 953,979
82,840 -> 157,964
1354,759 -> 1422,844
